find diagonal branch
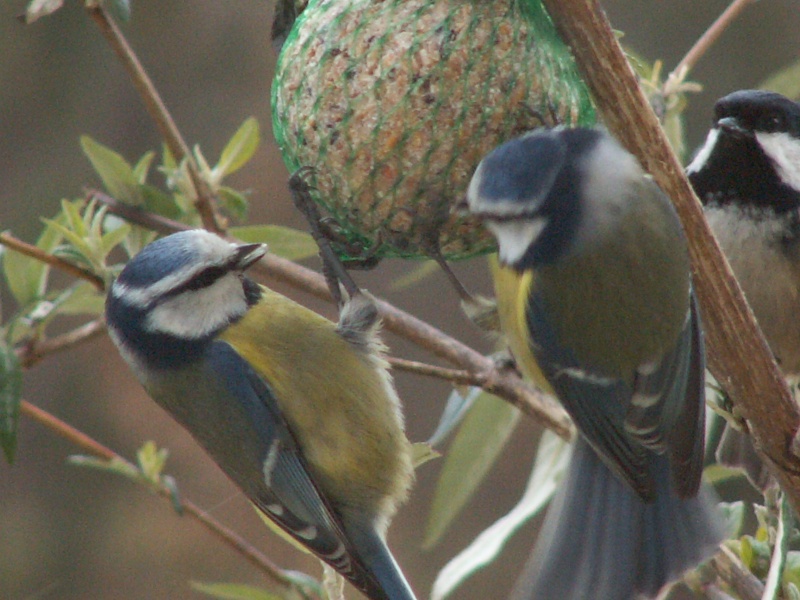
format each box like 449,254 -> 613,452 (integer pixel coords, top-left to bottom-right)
90,190 -> 574,440
19,400 -> 302,593
0,232 -> 105,291
84,5 -> 223,234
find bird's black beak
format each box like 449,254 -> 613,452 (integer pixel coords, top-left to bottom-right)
234,243 -> 268,271
716,116 -> 752,139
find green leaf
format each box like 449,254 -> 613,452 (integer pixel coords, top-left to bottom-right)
764,494 -> 794,600
218,187 -> 249,222
190,582 -> 282,600
739,535 -> 754,570
132,151 -> 156,185
718,501 -> 746,538
42,219 -> 93,264
430,430 -> 571,600
136,440 -> 169,484
141,185 -> 183,220
2,220 -> 64,307
230,225 -> 319,261
215,117 -> 261,178
784,552 -> 800,592
427,386 -> 481,447
24,0 -> 64,23
2,245 -> 46,309
787,582 -> 800,600
411,442 -> 440,469
702,463 -> 745,485
99,221 -> 132,256
0,340 -> 22,464
80,136 -> 141,204
107,0 -> 131,23
57,282 -> 106,316
423,391 -> 520,549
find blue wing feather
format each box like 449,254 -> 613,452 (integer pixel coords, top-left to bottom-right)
524,286 -> 704,500
149,341 -> 391,597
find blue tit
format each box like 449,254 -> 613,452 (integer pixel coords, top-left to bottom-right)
466,127 -> 722,600
688,89 -> 800,489
105,229 -> 416,600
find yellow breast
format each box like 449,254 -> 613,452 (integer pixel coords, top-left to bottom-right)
220,286 -> 413,523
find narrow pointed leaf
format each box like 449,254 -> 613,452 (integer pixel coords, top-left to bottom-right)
80,136 -> 141,204
427,386 -> 481,447
430,431 -> 571,600
230,225 -> 318,261
423,391 -> 520,549
0,340 -> 22,463
24,0 -> 64,23
216,118 -> 261,178
2,220 -> 63,307
190,582 -> 282,600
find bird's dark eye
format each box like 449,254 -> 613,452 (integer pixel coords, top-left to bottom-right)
184,265 -> 227,291
758,113 -> 785,133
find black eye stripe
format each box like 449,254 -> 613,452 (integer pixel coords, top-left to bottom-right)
161,264 -> 230,299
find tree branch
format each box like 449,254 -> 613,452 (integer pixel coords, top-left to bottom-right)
710,545 -> 764,600
90,190 -> 574,440
0,232 -> 105,291
18,319 -> 106,369
84,5 -> 223,234
19,400 -> 302,593
539,0 -> 800,510
672,0 -> 758,79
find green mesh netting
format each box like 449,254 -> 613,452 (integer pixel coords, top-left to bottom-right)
272,0 -> 595,261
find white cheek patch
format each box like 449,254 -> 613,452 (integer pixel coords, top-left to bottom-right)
144,273 -> 247,338
756,131 -> 800,192
489,219 -> 547,264
686,128 -> 721,174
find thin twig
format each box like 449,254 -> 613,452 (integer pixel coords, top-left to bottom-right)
710,545 -> 764,600
388,357 -> 476,385
539,0 -> 800,511
19,319 -> 106,369
19,400 -> 299,591
672,0 -> 758,78
91,191 -> 574,440
0,232 -> 105,291
84,5 -> 223,234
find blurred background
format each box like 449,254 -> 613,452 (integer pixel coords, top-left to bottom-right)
2,1 -> 799,599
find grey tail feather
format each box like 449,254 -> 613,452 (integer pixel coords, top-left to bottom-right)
509,437 -> 723,600
347,526 -> 417,600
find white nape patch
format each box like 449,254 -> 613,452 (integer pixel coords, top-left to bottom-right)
144,272 -> 247,338
686,127 -> 721,174
756,131 -> 800,192
577,133 -> 646,245
488,218 -> 547,265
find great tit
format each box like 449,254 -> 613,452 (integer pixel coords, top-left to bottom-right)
687,89 -> 800,489
105,229 -> 416,600
466,127 -> 722,599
